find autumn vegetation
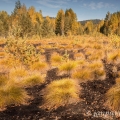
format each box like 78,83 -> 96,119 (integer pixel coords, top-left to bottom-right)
0,0 -> 120,119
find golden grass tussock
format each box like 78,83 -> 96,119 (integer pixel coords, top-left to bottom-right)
88,50 -> 104,61
107,51 -> 120,64
117,71 -> 120,77
92,43 -> 102,49
0,80 -> 29,110
0,56 -> 22,68
91,68 -> 106,80
115,78 -> 120,85
74,53 -> 85,60
30,61 -> 47,71
72,69 -> 93,82
51,53 -> 63,66
9,66 -> 28,81
22,72 -> 45,87
0,65 -> 9,86
88,61 -> 103,69
0,75 -> 8,87
41,78 -> 80,110
59,61 -> 78,75
105,85 -> 120,111
88,61 -> 106,80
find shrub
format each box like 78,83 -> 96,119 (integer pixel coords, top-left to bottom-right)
41,78 -> 80,110
5,38 -> 40,67
105,85 -> 120,111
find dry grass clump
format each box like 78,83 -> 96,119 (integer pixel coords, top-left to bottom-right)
0,80 -> 29,111
115,78 -> 120,85
88,50 -> 104,61
59,61 -> 77,76
30,61 -> 47,71
0,75 -> 8,86
51,53 -> 63,66
22,72 -> 45,87
0,56 -> 21,68
107,51 -> 120,64
74,53 -> 85,60
105,85 -> 120,111
0,65 -> 9,86
72,69 -> 93,82
88,61 -> 106,80
41,78 -> 80,110
92,44 -> 102,49
9,66 -> 28,81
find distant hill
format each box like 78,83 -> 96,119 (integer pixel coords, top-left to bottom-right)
79,19 -> 101,25
43,17 -> 101,25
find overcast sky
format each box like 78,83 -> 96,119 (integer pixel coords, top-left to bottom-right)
0,0 -> 120,21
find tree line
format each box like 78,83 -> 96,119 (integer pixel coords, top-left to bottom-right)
0,0 -> 120,38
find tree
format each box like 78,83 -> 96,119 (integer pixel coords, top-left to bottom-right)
41,16 -> 54,37
18,12 -> 33,38
55,9 -> 65,35
77,22 -> 84,35
84,21 -> 93,34
64,8 -> 77,35
0,11 -> 9,37
12,0 -> 21,15
100,11 -> 111,35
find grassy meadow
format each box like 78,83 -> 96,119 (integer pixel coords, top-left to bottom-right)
0,34 -> 120,119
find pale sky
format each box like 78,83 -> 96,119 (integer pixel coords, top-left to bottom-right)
0,0 -> 120,21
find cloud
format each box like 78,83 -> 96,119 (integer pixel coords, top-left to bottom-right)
36,0 -> 77,8
83,2 -> 114,10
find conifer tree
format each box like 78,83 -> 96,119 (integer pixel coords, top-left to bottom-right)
42,16 -> 54,37
55,9 -> 65,35
0,11 -> 9,37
